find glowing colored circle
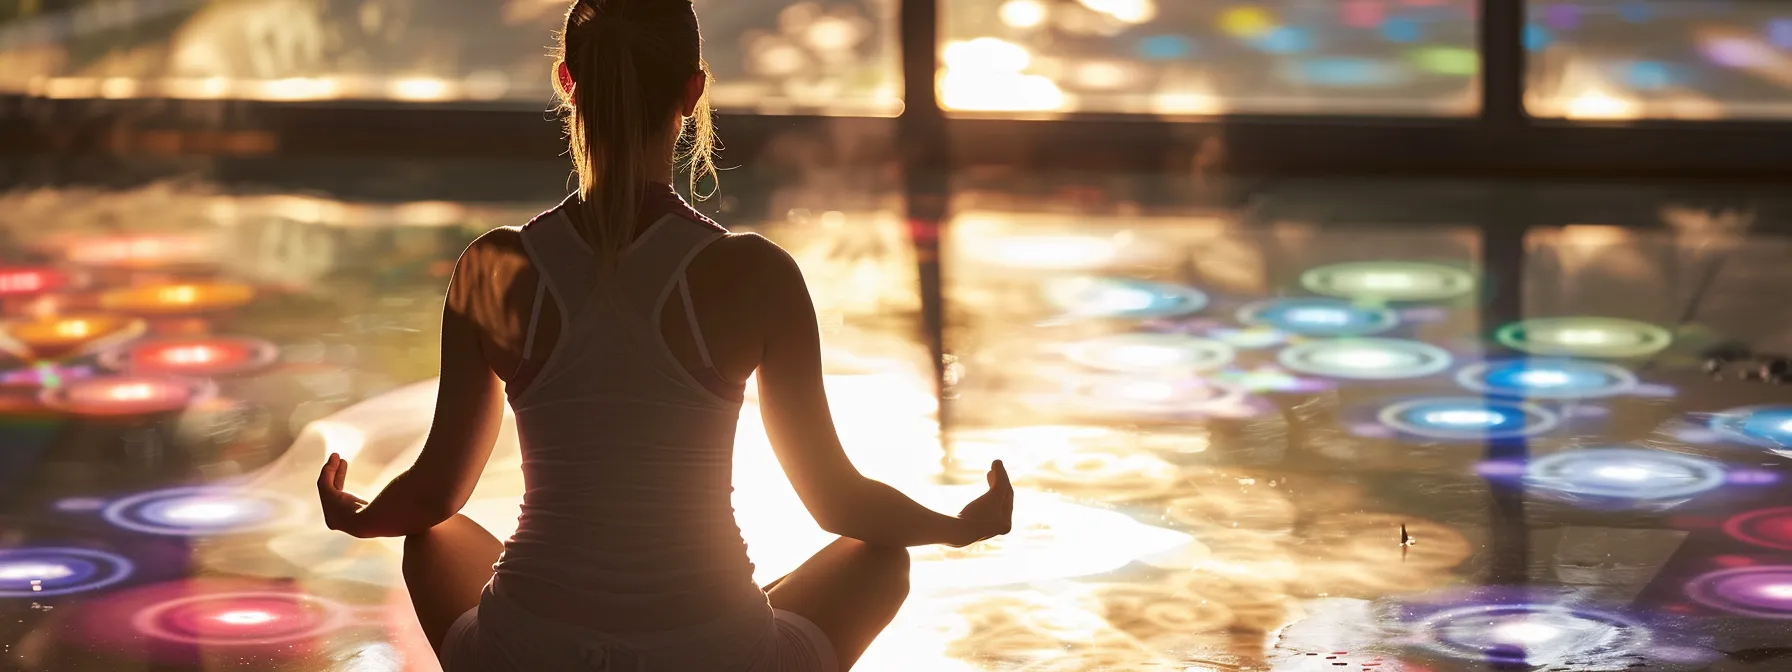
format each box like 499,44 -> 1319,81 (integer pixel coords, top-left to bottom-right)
1137,34 -> 1194,60
1524,25 -> 1552,51
1380,16 -> 1422,43
1239,298 -> 1397,336
98,337 -> 279,377
0,547 -> 134,597
1456,358 -> 1637,399
1219,6 -> 1276,39
1410,47 -> 1479,76
1526,448 -> 1725,500
102,487 -> 303,536
131,592 -> 348,645
1724,507 -> 1792,551
98,282 -> 255,315
1378,397 -> 1559,440
42,376 -> 208,416
1687,566 -> 1792,619
1708,406 -> 1792,449
3,314 -> 145,360
1044,277 -> 1207,320
0,267 -> 63,296
1286,57 -> 1409,87
1494,317 -> 1671,358
1278,338 -> 1451,380
1624,61 -> 1674,90
1415,604 -> 1648,665
1301,261 -> 1475,302
1063,333 -> 1235,374
1255,26 -> 1311,54
1057,374 -> 1247,418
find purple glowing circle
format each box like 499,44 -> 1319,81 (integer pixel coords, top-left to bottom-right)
0,547 -> 134,597
1703,37 -> 1773,68
1415,603 -> 1648,665
1686,567 -> 1792,619
102,487 -> 303,537
131,591 -> 351,645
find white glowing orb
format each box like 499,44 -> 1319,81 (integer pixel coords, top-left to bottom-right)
1356,272 -> 1418,289
0,563 -> 75,581
1319,349 -> 1402,369
999,0 -> 1048,28
160,346 -> 219,365
979,236 -> 1116,270
1107,345 -> 1185,368
1515,370 -> 1572,387
1592,465 -> 1653,482
1424,410 -> 1505,426
161,500 -> 246,523
942,38 -> 1032,74
1077,0 -> 1156,23
1493,621 -> 1563,644
1758,584 -> 1792,600
1118,380 -> 1179,402
213,610 -> 278,626
390,77 -> 452,101
107,384 -> 159,401
1285,308 -> 1350,325
1777,419 -> 1792,434
1552,329 -> 1615,345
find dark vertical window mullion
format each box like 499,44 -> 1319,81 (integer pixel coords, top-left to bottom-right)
897,0 -> 954,467
1481,0 -> 1527,135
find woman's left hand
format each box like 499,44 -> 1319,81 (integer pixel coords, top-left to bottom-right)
317,453 -> 370,537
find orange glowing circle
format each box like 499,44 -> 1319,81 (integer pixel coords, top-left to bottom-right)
3,314 -> 146,360
98,282 -> 255,315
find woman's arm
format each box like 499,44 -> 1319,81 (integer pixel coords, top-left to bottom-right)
319,244 -> 508,539
749,237 -> 1009,547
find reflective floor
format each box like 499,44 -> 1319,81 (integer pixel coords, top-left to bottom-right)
4,175 -> 1792,671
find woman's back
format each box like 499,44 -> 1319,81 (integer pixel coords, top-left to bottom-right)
466,188 -> 773,633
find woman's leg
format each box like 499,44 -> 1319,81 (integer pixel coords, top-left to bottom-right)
765,537 -> 911,670
402,513 -> 504,654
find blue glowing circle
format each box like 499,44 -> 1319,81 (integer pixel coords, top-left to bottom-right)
1416,604 -> 1649,665
1770,19 -> 1792,50
102,487 -> 303,537
1709,406 -> 1792,449
1618,2 -> 1651,23
1044,277 -> 1208,320
1526,448 -> 1726,500
1063,333 -> 1235,374
1278,338 -> 1452,380
1138,34 -> 1195,60
1239,298 -> 1397,337
1456,359 -> 1638,399
1380,16 -> 1423,43
0,547 -> 134,597
1378,397 -> 1559,440
1524,25 -> 1552,51
1256,26 -> 1313,54
1623,61 -> 1675,90
1287,58 -> 1409,87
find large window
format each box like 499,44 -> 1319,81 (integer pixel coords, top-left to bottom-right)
1525,0 -> 1792,120
938,0 -> 1481,116
0,0 -> 901,115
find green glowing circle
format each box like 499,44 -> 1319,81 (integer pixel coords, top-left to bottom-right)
1494,317 -> 1673,358
1300,261 -> 1476,302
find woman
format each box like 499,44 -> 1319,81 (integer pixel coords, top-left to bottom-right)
313,0 -> 1013,670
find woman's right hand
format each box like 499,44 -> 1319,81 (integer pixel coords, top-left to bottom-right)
950,460 -> 1014,547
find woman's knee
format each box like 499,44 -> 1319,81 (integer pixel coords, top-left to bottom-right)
843,540 -> 910,600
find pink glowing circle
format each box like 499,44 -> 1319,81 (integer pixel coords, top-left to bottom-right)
131,592 -> 350,646
98,337 -> 278,377
0,267 -> 63,296
1724,508 -> 1792,551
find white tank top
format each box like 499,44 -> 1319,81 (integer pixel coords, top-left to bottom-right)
489,199 -> 769,634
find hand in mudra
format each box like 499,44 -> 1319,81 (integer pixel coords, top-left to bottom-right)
952,460 -> 1014,547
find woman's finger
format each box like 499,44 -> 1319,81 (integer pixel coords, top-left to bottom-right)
333,457 -> 348,490
317,455 -> 337,490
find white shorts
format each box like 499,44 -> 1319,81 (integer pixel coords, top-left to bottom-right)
440,585 -> 838,672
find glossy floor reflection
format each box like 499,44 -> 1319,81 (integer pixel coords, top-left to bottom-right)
4,185 -> 1792,671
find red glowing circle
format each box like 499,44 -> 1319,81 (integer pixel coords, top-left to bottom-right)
40,376 -> 212,416
99,337 -> 278,377
66,234 -> 216,269
1715,555 -> 1759,568
133,592 -> 348,646
0,267 -> 63,296
1725,508 -> 1792,551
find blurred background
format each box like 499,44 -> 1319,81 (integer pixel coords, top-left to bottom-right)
4,1 -> 1792,671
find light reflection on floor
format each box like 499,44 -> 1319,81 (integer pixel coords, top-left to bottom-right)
7,187 -> 1792,670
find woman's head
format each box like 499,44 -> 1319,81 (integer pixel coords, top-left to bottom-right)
554,0 -> 718,261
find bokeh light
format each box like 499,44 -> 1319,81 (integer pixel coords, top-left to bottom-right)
1278,338 -> 1452,379
1062,333 -> 1234,374
1707,406 -> 1792,449
102,487 -> 304,537
1043,277 -> 1207,320
1377,397 -> 1560,440
0,547 -> 134,597
1524,447 -> 1726,501
1686,566 -> 1792,619
42,376 -> 210,416
1495,317 -> 1672,358
1413,604 -> 1649,665
1456,358 -> 1638,399
1239,297 -> 1397,336
1300,260 -> 1475,302
98,282 -> 256,315
131,591 -> 350,646
99,337 -> 279,377
1724,507 -> 1792,551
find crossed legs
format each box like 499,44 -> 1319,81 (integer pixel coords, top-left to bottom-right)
400,517 -> 912,670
